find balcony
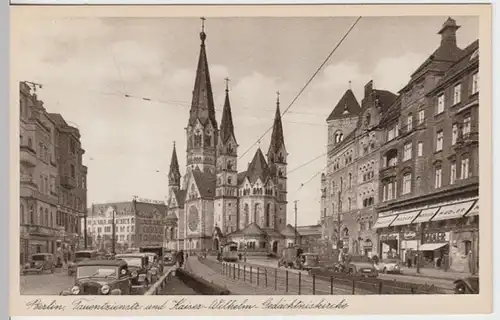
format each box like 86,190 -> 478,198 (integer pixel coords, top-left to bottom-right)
21,224 -> 57,238
20,146 -> 37,167
60,175 -> 76,189
453,132 -> 479,151
20,188 -> 58,206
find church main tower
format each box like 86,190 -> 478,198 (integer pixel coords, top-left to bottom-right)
185,18 -> 218,176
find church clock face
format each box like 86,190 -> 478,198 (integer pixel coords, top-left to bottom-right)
188,206 -> 200,232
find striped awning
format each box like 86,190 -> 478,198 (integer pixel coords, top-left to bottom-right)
390,210 -> 421,226
373,215 -> 397,229
412,207 -> 440,224
432,200 -> 475,221
465,201 -> 479,217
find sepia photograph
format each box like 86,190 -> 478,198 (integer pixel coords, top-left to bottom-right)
9,4 -> 492,316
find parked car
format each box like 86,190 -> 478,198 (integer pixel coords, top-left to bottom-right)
454,276 -> 479,294
298,253 -> 320,271
345,256 -> 379,278
163,252 -> 176,266
22,253 -> 55,275
375,258 -> 403,274
115,253 -> 151,292
68,250 -> 98,276
59,260 -> 132,295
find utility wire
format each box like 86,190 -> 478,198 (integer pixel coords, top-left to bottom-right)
238,16 -> 363,160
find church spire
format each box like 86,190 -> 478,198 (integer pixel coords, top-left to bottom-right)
168,141 -> 181,187
267,91 -> 286,164
188,17 -> 217,127
219,77 -> 236,145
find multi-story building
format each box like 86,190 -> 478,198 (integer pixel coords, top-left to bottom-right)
296,224 -> 322,254
48,112 -> 88,255
374,18 -> 479,274
86,199 -> 167,252
320,81 -> 397,258
19,82 -> 60,263
165,21 -> 290,256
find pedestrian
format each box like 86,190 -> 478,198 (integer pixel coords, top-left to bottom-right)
177,250 -> 184,268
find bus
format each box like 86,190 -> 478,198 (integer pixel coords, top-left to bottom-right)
221,242 -> 238,262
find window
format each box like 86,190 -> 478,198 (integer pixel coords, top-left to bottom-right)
417,142 -> 423,157
70,164 -> 75,178
463,116 -> 471,137
435,167 -> 442,188
418,110 -> 425,124
461,157 -> 470,179
348,198 -> 352,211
453,83 -> 462,105
436,131 -> 443,152
437,94 -> 445,114
388,126 -> 398,141
452,124 -> 458,145
407,115 -> 413,131
472,73 -> 479,94
402,173 -> 412,195
450,162 -> 457,185
348,173 -> 352,188
387,182 -> 393,201
403,142 -> 412,161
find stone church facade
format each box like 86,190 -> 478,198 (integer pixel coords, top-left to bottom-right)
164,22 -> 293,255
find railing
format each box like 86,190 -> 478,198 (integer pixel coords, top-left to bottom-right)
212,260 -> 449,295
144,265 -> 177,295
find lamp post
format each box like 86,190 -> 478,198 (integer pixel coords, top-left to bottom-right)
111,208 -> 116,254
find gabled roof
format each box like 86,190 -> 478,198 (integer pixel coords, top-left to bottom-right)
281,224 -> 299,237
244,148 -> 271,184
191,168 -> 216,199
90,202 -> 134,218
188,28 -> 217,128
326,89 -> 361,121
237,171 -> 247,186
296,224 -> 322,236
235,223 -> 267,237
173,189 -> 187,208
262,228 -> 285,239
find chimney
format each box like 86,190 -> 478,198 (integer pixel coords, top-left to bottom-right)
438,17 -> 460,48
364,80 -> 373,99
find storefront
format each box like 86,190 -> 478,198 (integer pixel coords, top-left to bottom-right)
419,230 -> 450,268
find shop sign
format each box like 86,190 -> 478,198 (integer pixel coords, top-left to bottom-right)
403,231 -> 418,240
423,231 -> 449,244
379,233 -> 399,241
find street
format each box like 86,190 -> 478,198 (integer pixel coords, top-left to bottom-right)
20,269 -> 73,295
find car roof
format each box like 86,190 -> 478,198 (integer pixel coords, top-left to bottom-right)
77,259 -> 127,267
116,253 -> 148,258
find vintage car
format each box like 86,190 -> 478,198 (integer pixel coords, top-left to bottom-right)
344,256 -> 379,278
375,258 -> 403,274
298,253 -> 320,271
60,260 -> 132,295
278,246 -> 304,269
22,253 -> 55,275
454,276 -> 479,294
68,250 -> 98,276
115,253 -> 151,290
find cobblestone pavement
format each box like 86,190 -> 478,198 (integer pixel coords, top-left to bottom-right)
20,269 -> 74,295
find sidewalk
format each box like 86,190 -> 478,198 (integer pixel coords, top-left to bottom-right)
401,267 -> 471,281
185,257 -> 284,295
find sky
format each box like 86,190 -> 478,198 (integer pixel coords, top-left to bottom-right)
14,16 -> 478,226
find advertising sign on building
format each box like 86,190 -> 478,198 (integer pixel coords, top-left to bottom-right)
136,217 -> 164,247
422,231 -> 450,244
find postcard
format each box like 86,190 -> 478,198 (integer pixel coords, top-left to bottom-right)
9,3 -> 492,316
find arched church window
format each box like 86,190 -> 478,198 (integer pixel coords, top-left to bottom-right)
204,132 -> 211,147
244,204 -> 249,226
227,176 -> 232,185
254,203 -> 260,224
365,113 -> 371,126
227,143 -> 233,154
227,160 -> 233,171
194,131 -> 202,148
265,204 -> 271,227
278,153 -> 284,163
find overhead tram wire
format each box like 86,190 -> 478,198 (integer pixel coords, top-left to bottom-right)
238,16 -> 363,160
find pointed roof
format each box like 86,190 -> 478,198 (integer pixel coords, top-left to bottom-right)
326,89 -> 361,121
267,94 -> 286,160
173,189 -> 187,208
169,142 -> 180,176
188,23 -> 217,127
245,148 -> 271,184
239,223 -> 267,237
219,84 -> 236,145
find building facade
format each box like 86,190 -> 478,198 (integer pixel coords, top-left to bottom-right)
165,23 -> 290,255
19,82 -> 60,263
48,112 -> 88,255
296,224 -> 322,254
320,81 -> 397,259
86,199 -> 167,252
374,18 -> 479,274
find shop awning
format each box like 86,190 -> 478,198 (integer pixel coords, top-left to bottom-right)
465,201 -> 479,217
431,200 -> 475,221
412,207 -> 440,224
419,243 -> 448,251
390,210 -> 421,226
373,215 -> 397,229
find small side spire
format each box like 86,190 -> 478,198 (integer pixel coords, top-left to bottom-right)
219,77 -> 236,145
168,141 -> 181,187
267,91 -> 286,164
200,17 -> 207,44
